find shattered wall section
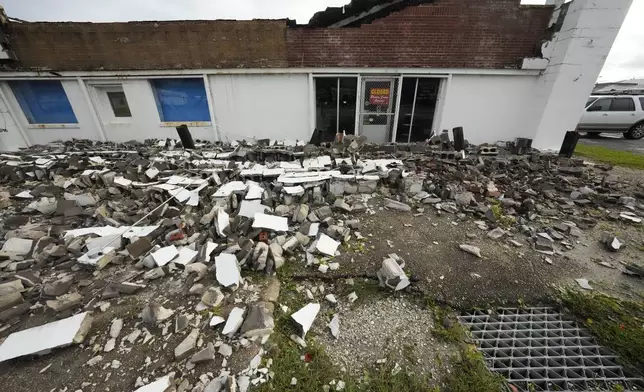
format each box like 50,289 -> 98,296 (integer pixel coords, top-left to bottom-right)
5,20 -> 289,71
288,0 -> 553,69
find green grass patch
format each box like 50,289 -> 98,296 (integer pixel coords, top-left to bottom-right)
444,345 -> 505,392
574,144 -> 644,170
560,290 -> 644,370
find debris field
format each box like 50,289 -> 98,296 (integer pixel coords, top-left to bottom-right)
0,135 -> 642,391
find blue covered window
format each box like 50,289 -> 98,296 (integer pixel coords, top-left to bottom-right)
9,80 -> 78,124
151,78 -> 210,122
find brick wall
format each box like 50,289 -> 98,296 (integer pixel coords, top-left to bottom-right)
7,20 -> 288,71
2,0 -> 552,71
287,0 -> 553,68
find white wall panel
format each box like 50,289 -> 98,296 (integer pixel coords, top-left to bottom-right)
439,75 -> 542,144
209,74 -> 310,142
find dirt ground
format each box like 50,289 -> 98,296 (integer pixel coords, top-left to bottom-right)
289,196 -> 644,308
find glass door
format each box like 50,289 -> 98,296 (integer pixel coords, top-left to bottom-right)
359,78 -> 398,143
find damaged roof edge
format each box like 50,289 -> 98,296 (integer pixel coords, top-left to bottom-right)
306,0 -> 436,28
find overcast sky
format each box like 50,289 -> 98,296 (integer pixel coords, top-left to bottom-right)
2,0 -> 642,83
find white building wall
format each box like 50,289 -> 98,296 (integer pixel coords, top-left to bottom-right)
0,91 -> 27,151
439,75 -> 542,144
209,74 -> 311,142
532,0 -> 632,150
92,80 -> 216,143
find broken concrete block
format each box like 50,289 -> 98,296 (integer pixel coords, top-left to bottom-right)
599,232 -> 625,252
215,253 -> 241,288
328,314 -> 340,339
294,204 -> 309,223
46,292 -> 82,313
291,303 -> 320,337
222,307 -> 246,337
269,243 -> 285,270
0,312 -> 93,363
240,302 -> 275,338
377,257 -> 410,291
459,244 -> 482,258
0,290 -> 23,312
1,237 -> 33,256
201,287 -> 224,308
43,275 -> 74,297
141,303 -> 174,325
333,199 -> 352,212
252,242 -> 269,271
191,342 -> 215,364
127,237 -> 153,259
487,227 -> 506,240
384,199 -> 411,212
260,276 -> 281,303
110,318 -> 123,339
175,328 -> 200,360
144,267 -> 165,280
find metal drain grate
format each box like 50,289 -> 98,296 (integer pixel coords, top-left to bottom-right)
458,307 -> 644,392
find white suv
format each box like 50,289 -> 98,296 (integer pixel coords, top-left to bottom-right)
577,94 -> 644,139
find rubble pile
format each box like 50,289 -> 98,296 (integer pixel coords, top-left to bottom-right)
0,136 -> 642,390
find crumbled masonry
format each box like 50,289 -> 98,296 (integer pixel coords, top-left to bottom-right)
0,136 -> 642,390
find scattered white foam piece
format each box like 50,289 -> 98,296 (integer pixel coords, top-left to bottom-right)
213,181 -> 247,198
134,375 -> 173,392
174,247 -> 198,266
215,253 -> 241,288
239,200 -> 269,219
151,246 -> 179,267
210,316 -> 225,328
0,312 -> 93,363
15,191 -> 33,199
252,213 -> 288,232
168,187 -> 192,203
245,181 -> 264,200
316,234 -> 339,256
145,167 -> 160,179
291,303 -> 320,337
216,209 -> 230,237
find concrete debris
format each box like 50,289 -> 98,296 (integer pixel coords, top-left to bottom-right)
222,307 -> 246,337
377,256 -> 410,291
1,137 -> 643,389
175,328 -> 200,360
0,312 -> 92,363
141,303 -> 174,325
215,253 -> 241,288
599,232 -> 625,252
328,314 -> 340,338
291,303 -> 320,337
459,244 -> 482,258
575,278 -> 593,291
134,375 -> 174,392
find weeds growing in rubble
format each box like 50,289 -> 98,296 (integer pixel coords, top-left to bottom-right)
559,290 -> 644,370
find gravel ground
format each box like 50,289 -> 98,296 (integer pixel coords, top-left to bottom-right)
314,296 -> 456,381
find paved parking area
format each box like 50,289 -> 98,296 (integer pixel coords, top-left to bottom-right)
578,133 -> 644,154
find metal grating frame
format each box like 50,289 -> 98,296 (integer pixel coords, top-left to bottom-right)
458,307 -> 644,392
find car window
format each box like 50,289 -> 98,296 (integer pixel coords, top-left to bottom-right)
639,97 -> 644,110
585,98 -> 597,108
609,98 -> 635,111
587,98 -> 611,111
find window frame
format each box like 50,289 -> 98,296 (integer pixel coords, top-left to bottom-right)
9,80 -> 79,127
150,78 -> 211,126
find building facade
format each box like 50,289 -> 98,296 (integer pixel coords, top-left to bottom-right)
0,0 -> 632,151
